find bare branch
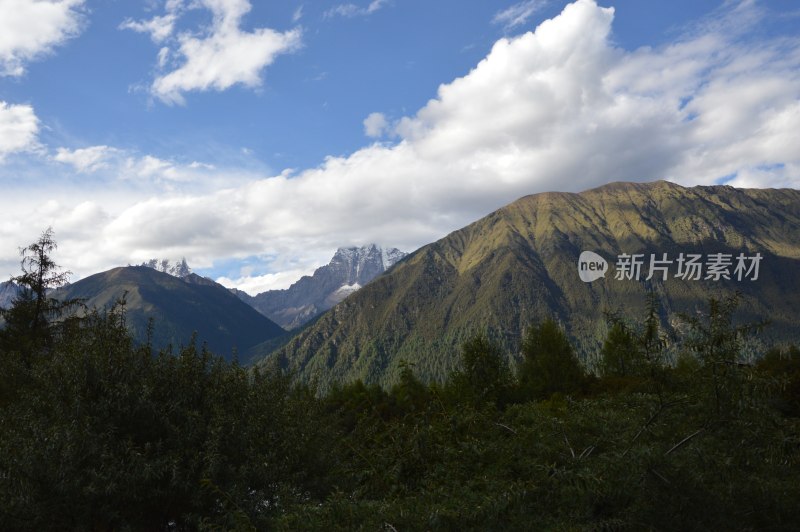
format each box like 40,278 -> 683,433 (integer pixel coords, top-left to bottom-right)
494,422 -> 517,435
665,428 -> 705,456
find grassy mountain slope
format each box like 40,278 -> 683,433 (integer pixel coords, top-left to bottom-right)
266,181 -> 800,388
58,267 -> 285,359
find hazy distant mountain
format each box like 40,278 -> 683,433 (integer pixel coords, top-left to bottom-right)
56,266 -> 284,360
265,181 -> 800,389
237,244 -> 407,329
0,281 -> 20,309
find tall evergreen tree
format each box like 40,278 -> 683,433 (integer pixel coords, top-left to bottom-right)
519,318 -> 584,399
600,321 -> 639,377
0,228 -> 80,362
451,333 -> 512,406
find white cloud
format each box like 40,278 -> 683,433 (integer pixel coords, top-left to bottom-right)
120,14 -> 178,44
0,101 -> 39,159
120,0 -> 184,43
217,265 -> 319,294
363,112 -> 389,138
126,155 -> 176,179
54,145 -> 117,172
130,0 -> 302,104
0,0 -> 85,76
292,5 -> 304,23
4,0 -> 800,288
367,0 -> 388,14
325,4 -> 358,18
725,163 -> 800,189
157,46 -> 170,68
53,143 -> 227,190
119,154 -> 233,190
493,0 -> 548,31
325,0 -> 388,19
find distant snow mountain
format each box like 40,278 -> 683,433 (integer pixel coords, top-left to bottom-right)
0,281 -> 21,309
236,244 -> 407,329
138,258 -> 192,278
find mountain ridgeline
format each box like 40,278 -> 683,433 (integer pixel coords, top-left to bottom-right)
55,267 -> 284,360
235,244 -> 407,329
265,181 -> 800,389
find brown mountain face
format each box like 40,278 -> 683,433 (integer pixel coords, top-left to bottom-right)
263,180 -> 800,389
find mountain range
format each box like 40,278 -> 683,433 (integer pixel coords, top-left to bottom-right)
5,181 -> 799,388
265,181 -> 800,389
6,247 -> 406,362
234,244 -> 407,329
55,267 -> 284,360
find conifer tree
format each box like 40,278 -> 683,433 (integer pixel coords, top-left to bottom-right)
519,318 -> 584,399
0,228 -> 80,362
452,333 -> 511,406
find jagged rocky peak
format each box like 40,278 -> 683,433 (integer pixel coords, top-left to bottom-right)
329,244 -> 407,285
235,243 -> 408,330
0,280 -> 21,309
139,258 -> 192,278
381,247 -> 407,269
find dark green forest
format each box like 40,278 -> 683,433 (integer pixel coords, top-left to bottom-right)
1,231 -> 799,530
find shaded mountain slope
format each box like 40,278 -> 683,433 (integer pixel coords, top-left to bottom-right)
266,181 -> 800,388
57,267 -> 284,359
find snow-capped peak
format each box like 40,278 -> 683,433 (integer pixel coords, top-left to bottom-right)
381,247 -> 406,270
139,258 -> 192,278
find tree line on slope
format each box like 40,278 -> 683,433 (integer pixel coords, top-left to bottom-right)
0,230 -> 799,530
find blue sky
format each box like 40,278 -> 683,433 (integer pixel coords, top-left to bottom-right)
0,0 -> 798,293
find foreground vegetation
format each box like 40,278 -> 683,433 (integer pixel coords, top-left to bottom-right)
1,231 -> 799,530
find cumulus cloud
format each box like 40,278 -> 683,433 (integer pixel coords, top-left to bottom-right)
0,0 -> 85,76
119,0 -> 185,44
4,0 -> 800,287
54,145 -> 117,172
0,197 -> 120,283
124,154 -> 182,181
120,14 -> 178,44
126,0 -> 302,104
493,0 -> 549,31
324,0 -> 388,19
217,266 -> 320,294
0,101 -> 39,159
52,144 -> 227,192
117,153 -> 238,191
363,112 -> 389,138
